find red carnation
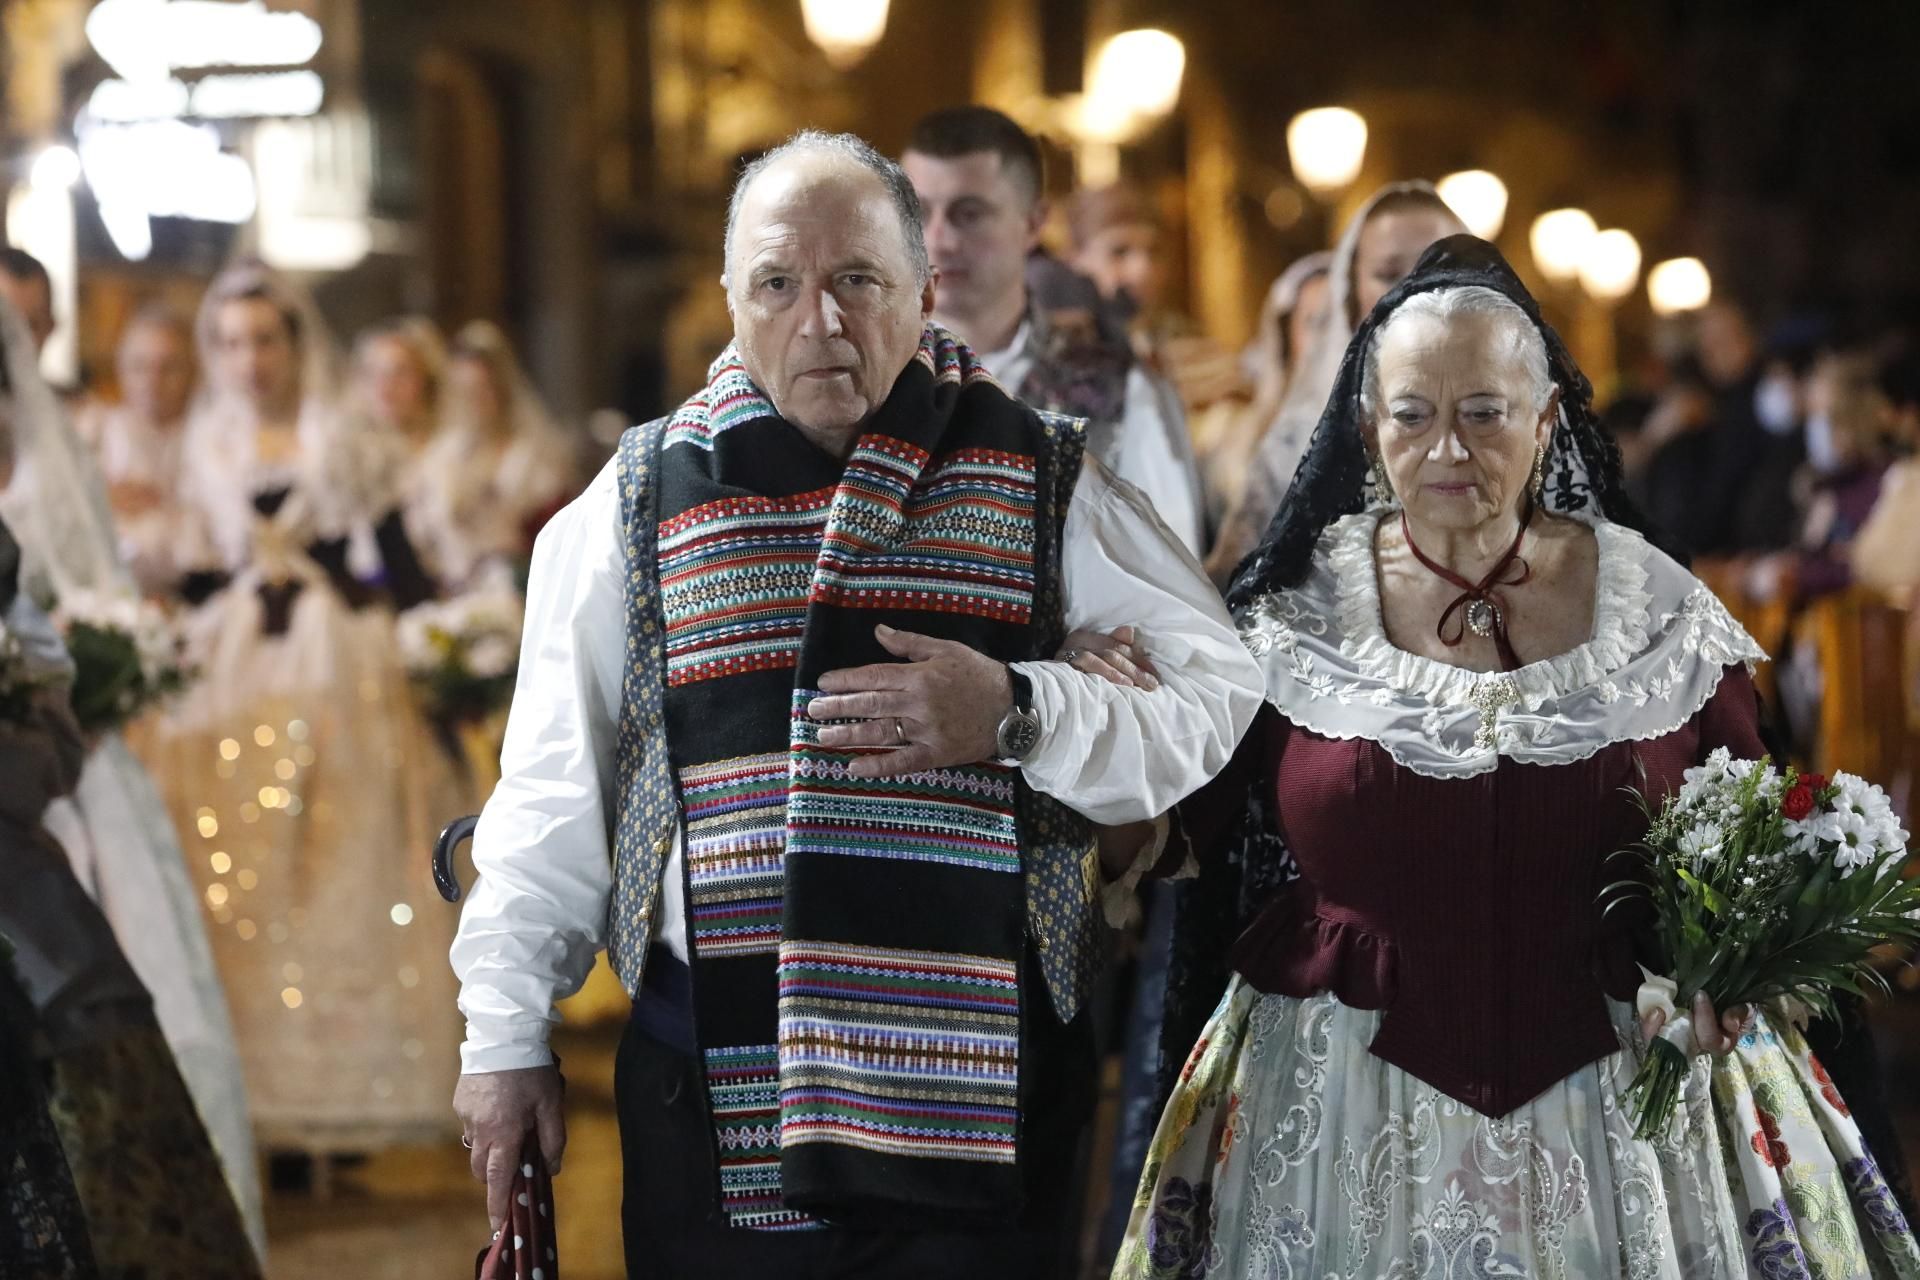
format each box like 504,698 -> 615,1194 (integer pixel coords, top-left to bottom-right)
1801,773 -> 1827,792
1782,786 -> 1816,821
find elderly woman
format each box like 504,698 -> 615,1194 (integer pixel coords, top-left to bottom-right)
1112,238 -> 1920,1279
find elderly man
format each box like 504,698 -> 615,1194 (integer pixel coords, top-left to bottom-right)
902,106 -> 1206,554
451,130 -> 1262,1276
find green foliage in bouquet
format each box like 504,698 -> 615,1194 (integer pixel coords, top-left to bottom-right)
1603,751 -> 1920,1139
63,618 -> 192,735
410,626 -> 517,726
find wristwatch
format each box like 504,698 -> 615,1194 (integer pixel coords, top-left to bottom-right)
994,666 -> 1043,761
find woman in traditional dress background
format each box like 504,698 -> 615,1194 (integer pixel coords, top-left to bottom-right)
1207,182 -> 1465,582
1196,251 -> 1332,530
1115,237 -> 1919,1279
136,260 -> 464,1179
403,319 -> 576,592
73,304 -> 217,601
1,367 -> 259,1277
0,287 -> 266,1250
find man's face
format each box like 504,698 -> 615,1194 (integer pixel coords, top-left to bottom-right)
118,322 -> 195,426
0,272 -> 55,354
902,149 -> 1041,333
1073,221 -> 1163,312
727,155 -> 934,441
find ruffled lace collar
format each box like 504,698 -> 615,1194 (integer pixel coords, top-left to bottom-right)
1239,513 -> 1766,778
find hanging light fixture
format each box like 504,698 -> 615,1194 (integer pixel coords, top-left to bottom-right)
1529,207 -> 1598,284
1647,257 -> 1713,315
1286,107 -> 1367,194
799,0 -> 891,71
1578,228 -> 1642,302
1436,169 -> 1508,240
1087,29 -> 1187,121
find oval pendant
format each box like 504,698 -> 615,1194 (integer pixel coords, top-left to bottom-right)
1465,597 -> 1498,638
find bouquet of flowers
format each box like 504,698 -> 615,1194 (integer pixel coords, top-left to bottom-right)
1605,748 -> 1920,1139
51,589 -> 195,735
396,589 -> 523,725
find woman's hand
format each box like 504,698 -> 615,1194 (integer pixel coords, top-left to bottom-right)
1641,991 -> 1752,1057
1057,625 -> 1159,690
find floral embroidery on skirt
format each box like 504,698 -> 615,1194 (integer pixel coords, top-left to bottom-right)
1115,981 -> 1920,1280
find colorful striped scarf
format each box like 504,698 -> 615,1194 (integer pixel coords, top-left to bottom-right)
650,327 -> 1083,1229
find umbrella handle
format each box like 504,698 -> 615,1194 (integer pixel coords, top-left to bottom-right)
434,814 -> 481,903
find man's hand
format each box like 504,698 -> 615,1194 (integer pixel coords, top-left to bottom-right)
807,624 -> 1011,779
453,1065 -> 566,1231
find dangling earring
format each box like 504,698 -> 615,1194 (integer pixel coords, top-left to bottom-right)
1529,441 -> 1547,504
1366,456 -> 1395,509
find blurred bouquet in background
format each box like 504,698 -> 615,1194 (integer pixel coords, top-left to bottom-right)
1606,749 -> 1920,1139
52,589 -> 194,735
396,587 -> 523,727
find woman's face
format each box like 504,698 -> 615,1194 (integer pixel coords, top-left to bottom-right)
212,296 -> 298,413
118,321 -> 195,426
358,335 -> 434,432
448,354 -> 507,430
1284,272 -> 1332,373
1371,308 -> 1555,532
1351,208 -> 1462,321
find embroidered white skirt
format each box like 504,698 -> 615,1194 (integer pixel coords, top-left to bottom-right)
1114,979 -> 1920,1280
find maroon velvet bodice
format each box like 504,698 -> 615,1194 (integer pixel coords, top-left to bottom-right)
1215,665 -> 1765,1117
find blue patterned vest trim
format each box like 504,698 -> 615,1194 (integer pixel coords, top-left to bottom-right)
607,410 -> 1103,1023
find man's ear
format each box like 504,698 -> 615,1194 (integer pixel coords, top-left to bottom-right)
1025,198 -> 1049,251
920,272 -> 937,319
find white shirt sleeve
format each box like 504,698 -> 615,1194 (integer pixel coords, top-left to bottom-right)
450,457 -> 625,1073
1104,367 -> 1207,556
1013,455 -> 1264,823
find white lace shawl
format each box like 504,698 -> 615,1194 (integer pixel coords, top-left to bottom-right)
1238,513 -> 1768,779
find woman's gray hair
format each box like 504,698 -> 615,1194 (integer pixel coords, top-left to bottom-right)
723,130 -> 930,287
1359,285 -> 1554,423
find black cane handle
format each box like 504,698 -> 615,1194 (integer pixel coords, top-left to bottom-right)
434,813 -> 481,903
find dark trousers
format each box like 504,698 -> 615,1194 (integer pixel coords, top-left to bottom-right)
615,995 -> 1094,1279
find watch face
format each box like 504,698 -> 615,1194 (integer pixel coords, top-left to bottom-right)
999,711 -> 1041,760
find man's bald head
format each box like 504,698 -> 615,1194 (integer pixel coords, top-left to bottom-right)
723,131 -> 929,289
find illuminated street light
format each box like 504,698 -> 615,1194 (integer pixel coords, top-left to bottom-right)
1579,228 -> 1642,302
799,0 -> 891,70
1087,29 -> 1186,120
1286,107 -> 1367,194
1648,257 -> 1713,315
1436,169 -> 1508,240
1529,207 -> 1598,283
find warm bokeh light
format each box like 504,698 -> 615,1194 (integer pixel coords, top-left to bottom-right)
799,0 -> 890,70
1287,107 -> 1368,193
1529,207 -> 1598,283
1648,256 -> 1714,315
1088,29 -> 1187,120
1579,228 -> 1643,302
1436,169 -> 1509,240
31,145 -> 80,190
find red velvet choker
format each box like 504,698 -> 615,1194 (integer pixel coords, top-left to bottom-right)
1399,501 -> 1535,672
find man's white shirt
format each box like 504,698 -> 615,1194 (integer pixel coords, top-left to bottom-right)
450,446 -> 1261,1073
